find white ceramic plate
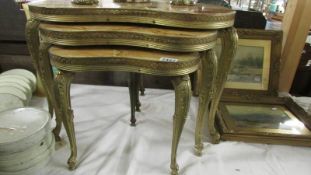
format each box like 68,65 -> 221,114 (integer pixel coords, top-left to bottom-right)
0,83 -> 32,102
0,155 -> 51,175
0,134 -> 54,173
1,69 -> 36,92
0,94 -> 24,113
0,86 -> 28,105
0,133 -> 53,161
0,76 -> 32,93
0,108 -> 51,153
0,75 -> 34,95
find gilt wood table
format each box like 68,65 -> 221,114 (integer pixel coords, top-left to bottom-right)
26,0 -> 237,173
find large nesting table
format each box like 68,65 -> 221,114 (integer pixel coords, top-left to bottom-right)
25,0 -> 237,174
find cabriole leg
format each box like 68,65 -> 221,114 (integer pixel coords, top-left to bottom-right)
208,27 -> 238,143
25,19 -> 40,85
47,98 -> 54,117
55,70 -> 77,169
170,75 -> 191,175
195,49 -> 218,155
26,19 -> 56,122
192,63 -> 202,97
39,42 -> 62,141
128,73 -> 139,126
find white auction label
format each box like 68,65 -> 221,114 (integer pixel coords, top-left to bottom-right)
160,57 -> 178,62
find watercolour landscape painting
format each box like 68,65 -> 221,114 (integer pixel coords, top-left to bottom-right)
225,39 -> 271,90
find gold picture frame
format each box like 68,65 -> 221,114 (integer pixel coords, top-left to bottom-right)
225,39 -> 271,90
217,97 -> 311,147
223,29 -> 282,98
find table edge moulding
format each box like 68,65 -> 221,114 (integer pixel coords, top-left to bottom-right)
28,0 -> 235,29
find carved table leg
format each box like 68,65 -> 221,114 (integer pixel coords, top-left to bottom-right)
208,27 -> 238,144
47,98 -> 54,117
55,70 -> 77,169
25,19 -> 40,87
192,63 -> 202,97
129,73 -> 140,126
195,49 -> 217,156
39,42 -> 62,141
26,20 -> 49,109
170,75 -> 191,175
26,19 -> 62,141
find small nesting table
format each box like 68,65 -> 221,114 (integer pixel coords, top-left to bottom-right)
25,0 -> 237,174
49,46 -> 201,175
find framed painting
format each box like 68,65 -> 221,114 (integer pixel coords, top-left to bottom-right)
225,39 -> 271,90
217,97 -> 311,147
222,29 -> 282,98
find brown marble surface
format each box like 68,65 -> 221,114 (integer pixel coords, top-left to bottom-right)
28,0 -> 235,29
29,0 -> 232,14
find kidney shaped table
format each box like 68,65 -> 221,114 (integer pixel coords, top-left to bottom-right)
25,0 -> 237,174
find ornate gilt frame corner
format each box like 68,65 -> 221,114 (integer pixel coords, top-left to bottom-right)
216,96 -> 311,147
222,29 -> 283,100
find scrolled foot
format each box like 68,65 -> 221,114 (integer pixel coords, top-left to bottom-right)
52,130 -> 62,142
210,132 -> 221,144
194,143 -> 203,156
52,121 -> 62,142
130,118 -> 136,127
68,156 -> 77,170
170,164 -> 179,175
140,90 -> 145,96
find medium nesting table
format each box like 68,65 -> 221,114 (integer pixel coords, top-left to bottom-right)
25,0 -> 237,174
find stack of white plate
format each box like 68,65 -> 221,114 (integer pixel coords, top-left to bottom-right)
0,108 -> 54,175
0,69 -> 36,112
